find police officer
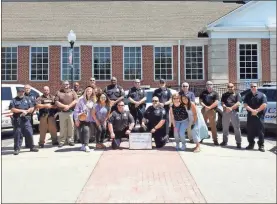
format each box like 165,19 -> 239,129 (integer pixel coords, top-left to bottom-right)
220,83 -> 242,148
244,83 -> 267,152
199,81 -> 219,145
152,79 -> 172,140
108,100 -> 135,149
24,84 -> 37,148
103,77 -> 125,112
179,82 -> 196,143
89,77 -> 102,97
36,86 -> 58,148
127,79 -> 146,126
141,96 -> 167,148
73,82 -> 84,98
9,88 -> 39,155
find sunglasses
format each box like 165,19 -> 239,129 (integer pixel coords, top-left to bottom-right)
90,80 -> 95,82
117,104 -> 124,107
64,84 -> 69,85
152,100 -> 158,102
182,86 -> 188,88
251,86 -> 257,88
228,86 -> 234,88
173,98 -> 179,100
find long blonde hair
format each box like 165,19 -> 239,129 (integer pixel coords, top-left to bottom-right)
83,87 -> 96,103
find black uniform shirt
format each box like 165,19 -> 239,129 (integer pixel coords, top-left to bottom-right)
221,92 -> 241,112
199,90 -> 219,107
178,90 -> 196,102
244,91 -> 267,118
108,110 -> 134,132
127,87 -> 146,107
144,106 -> 166,129
25,93 -> 37,106
153,88 -> 172,111
104,85 -> 125,101
9,96 -> 34,118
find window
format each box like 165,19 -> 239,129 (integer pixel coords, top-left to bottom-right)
185,46 -> 204,80
154,47 -> 172,80
1,47 -> 17,81
1,87 -> 12,100
124,47 -> 142,80
30,47 -> 49,81
239,44 -> 258,80
62,47 -> 80,81
93,47 -> 111,80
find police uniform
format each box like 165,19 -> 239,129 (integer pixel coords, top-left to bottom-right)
9,94 -> 38,154
108,110 -> 134,149
36,94 -> 58,146
104,85 -> 125,112
152,87 -> 172,136
178,90 -> 196,102
244,91 -> 267,149
143,105 -> 167,148
127,87 -> 146,125
199,89 -> 219,143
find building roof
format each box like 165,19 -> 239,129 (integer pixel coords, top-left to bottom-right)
2,1 -> 241,41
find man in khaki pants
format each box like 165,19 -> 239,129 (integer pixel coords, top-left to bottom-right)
199,81 -> 219,145
55,81 -> 78,147
36,86 -> 58,148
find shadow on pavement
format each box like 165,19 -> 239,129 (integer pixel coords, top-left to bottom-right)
269,146 -> 277,154
54,147 -> 84,152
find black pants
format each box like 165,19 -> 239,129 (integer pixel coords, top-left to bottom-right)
129,106 -> 145,125
140,125 -> 166,148
247,115 -> 265,147
78,121 -> 90,145
95,123 -> 106,143
164,110 -> 170,136
13,118 -> 34,150
111,128 -> 128,149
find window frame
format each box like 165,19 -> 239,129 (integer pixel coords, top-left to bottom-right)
1,47 -> 18,81
153,46 -> 173,81
237,40 -> 261,82
184,45 -> 205,80
60,46 -> 81,81
123,46 -> 143,81
29,46 -> 50,81
92,46 -> 112,81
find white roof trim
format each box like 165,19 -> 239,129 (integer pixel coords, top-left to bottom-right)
202,1 -> 258,32
210,26 -> 276,32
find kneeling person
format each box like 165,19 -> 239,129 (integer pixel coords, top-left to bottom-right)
108,101 -> 135,149
141,96 -> 167,148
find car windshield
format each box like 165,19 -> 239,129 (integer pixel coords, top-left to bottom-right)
1,87 -> 13,100
240,88 -> 276,102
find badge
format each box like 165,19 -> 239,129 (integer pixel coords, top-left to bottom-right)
162,109 -> 165,114
116,117 -> 120,120
124,113 -> 127,117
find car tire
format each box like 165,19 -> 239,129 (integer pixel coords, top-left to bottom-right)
216,108 -> 223,131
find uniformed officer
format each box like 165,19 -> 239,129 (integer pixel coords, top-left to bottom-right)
103,77 -> 125,112
36,86 -> 58,148
89,77 -> 102,97
24,84 -> 37,148
73,82 -> 84,98
179,82 -> 196,143
127,79 -> 146,126
152,79 -> 172,140
199,81 -> 219,145
220,83 -> 242,148
141,96 -> 167,148
9,88 -> 39,155
244,82 -> 267,152
108,100 -> 135,149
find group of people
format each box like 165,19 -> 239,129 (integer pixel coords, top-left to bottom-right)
9,76 -> 268,155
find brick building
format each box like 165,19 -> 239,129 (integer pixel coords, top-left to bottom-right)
1,0 -> 276,92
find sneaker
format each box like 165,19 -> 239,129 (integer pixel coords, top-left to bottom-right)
180,146 -> 186,151
85,146 -> 90,152
58,143 -> 64,148
220,142 -> 227,146
68,142 -> 75,146
39,144 -> 44,148
246,144 -> 254,150
258,146 -> 265,152
80,145 -> 85,151
236,143 -> 241,149
175,143 -> 180,151
13,150 -> 20,155
30,148 -> 39,152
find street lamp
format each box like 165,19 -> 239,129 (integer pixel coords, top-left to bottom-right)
67,30 -> 76,87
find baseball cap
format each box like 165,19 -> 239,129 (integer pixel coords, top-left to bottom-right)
159,79 -> 166,83
17,87 -> 25,92
134,79 -> 140,83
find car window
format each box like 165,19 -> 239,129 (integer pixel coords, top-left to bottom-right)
258,89 -> 276,102
16,87 -> 40,98
146,91 -> 153,103
1,87 -> 13,100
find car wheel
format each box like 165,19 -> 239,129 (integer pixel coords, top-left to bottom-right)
216,108 -> 223,131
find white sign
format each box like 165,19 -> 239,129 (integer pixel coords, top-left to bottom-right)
129,133 -> 152,150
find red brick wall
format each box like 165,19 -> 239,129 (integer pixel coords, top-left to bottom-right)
228,39 -> 237,83
180,45 -> 185,82
81,45 -> 93,88
261,39 -> 271,81
17,46 -> 29,84
142,45 -> 154,87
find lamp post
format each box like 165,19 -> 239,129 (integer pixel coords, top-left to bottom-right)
67,30 -> 76,88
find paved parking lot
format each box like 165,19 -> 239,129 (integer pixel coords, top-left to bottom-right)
1,129 -> 276,203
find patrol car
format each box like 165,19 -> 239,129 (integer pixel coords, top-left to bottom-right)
238,85 -> 277,133
1,84 -> 42,131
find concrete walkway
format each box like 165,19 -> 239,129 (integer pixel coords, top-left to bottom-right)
2,132 -> 276,203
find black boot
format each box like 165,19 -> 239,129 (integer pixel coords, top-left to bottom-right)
214,140 -> 219,146
220,141 -> 227,146
30,147 -> 39,152
236,143 -> 241,149
258,146 -> 265,152
13,150 -> 20,155
246,143 -> 255,150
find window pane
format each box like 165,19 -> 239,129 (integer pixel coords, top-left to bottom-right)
185,46 -> 203,80
123,47 -> 142,80
1,47 -> 18,81
239,44 -> 258,80
94,47 -> 111,80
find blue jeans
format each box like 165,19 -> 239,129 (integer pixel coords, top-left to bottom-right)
174,119 -> 189,147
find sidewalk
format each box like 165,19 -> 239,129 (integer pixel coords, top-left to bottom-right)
2,132 -> 276,203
